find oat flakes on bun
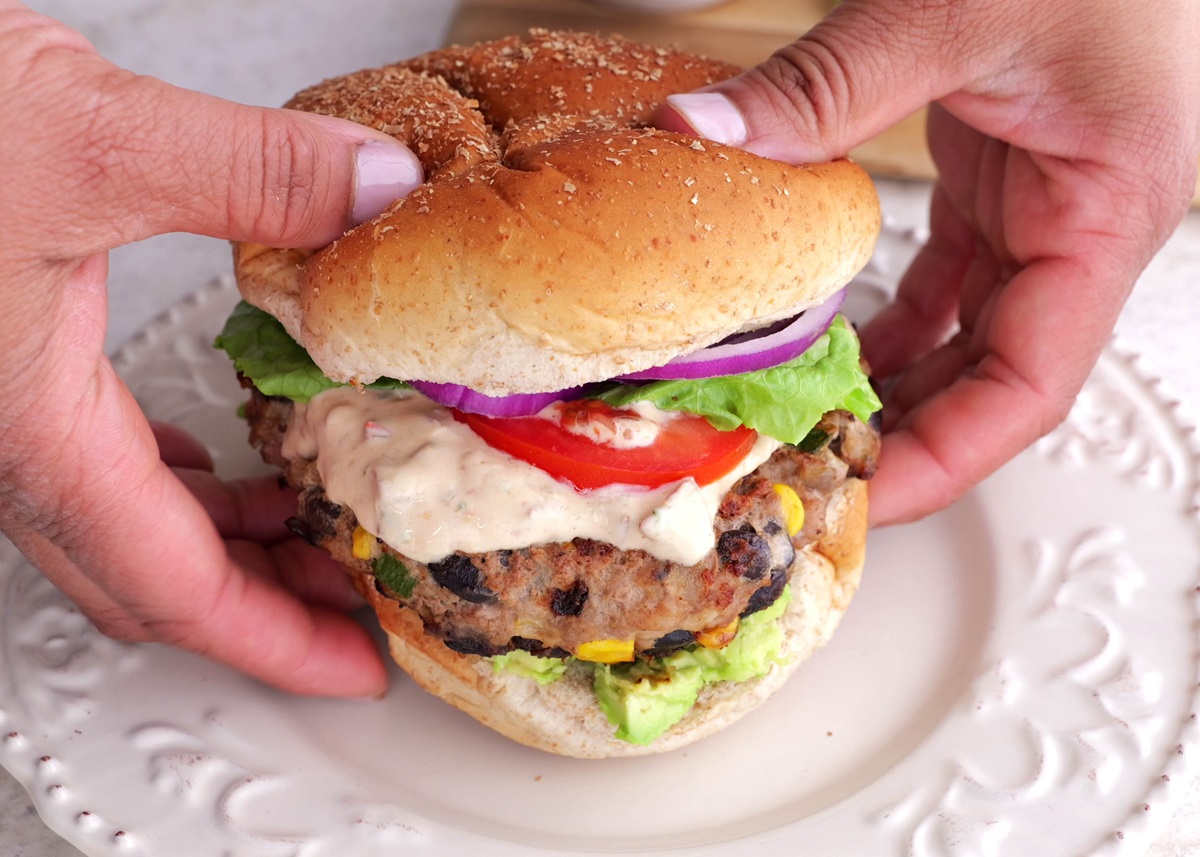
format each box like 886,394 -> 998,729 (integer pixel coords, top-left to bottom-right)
215,29 -> 883,758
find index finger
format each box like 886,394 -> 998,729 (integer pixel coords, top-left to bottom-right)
866,254 -> 1115,526
13,358 -> 386,697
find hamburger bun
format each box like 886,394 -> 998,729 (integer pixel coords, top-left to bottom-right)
232,29 -> 880,394
223,30 -> 882,758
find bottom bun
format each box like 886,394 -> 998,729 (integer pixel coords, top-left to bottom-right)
359,478 -> 868,759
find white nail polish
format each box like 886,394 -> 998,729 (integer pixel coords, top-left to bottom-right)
352,141 -> 424,226
664,93 -> 748,146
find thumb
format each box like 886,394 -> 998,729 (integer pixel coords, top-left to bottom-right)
655,0 -> 1016,163
2,7 -> 423,259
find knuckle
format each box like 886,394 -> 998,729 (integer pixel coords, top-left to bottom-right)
755,41 -> 852,145
0,14 -> 107,246
0,460 -> 89,549
139,616 -> 208,652
754,0 -> 964,151
0,406 -> 126,550
976,353 -> 1075,440
234,113 -> 331,245
759,0 -> 985,135
0,10 -> 93,95
5,54 -> 177,251
80,557 -> 227,655
69,81 -> 150,239
88,611 -> 153,645
137,567 -> 234,656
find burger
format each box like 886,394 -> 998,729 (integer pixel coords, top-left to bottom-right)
215,30 -> 882,758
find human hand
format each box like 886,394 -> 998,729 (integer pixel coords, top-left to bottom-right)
0,3 -> 423,695
658,0 -> 1200,525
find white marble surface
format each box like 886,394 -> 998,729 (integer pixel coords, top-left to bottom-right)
3,1 -> 1200,855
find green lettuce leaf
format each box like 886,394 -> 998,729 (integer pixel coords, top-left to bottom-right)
214,302 -> 880,442
591,316 -> 880,445
213,301 -> 405,403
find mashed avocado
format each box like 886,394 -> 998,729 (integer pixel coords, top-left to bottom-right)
593,659 -> 706,745
490,649 -> 570,685
493,588 -> 793,745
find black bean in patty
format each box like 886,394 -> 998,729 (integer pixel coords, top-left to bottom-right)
442,634 -> 507,657
297,488 -> 343,543
510,636 -> 571,659
717,525 -> 772,580
427,554 -> 498,604
645,629 -> 697,658
742,567 -> 788,617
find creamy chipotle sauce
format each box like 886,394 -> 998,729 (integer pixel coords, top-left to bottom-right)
544,399 -> 666,449
282,388 -> 780,566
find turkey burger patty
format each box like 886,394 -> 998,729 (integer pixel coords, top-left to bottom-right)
247,391 -> 879,660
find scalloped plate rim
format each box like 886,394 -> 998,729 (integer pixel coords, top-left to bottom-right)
4,240 -> 1200,855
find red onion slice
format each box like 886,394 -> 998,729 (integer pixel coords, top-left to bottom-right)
412,289 -> 846,413
409,380 -> 584,417
618,288 -> 846,381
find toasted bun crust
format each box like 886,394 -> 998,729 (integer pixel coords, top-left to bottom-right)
233,30 -> 881,394
359,478 -> 868,758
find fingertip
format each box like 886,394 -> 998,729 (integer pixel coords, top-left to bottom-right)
865,430 -> 961,527
176,558 -> 389,698
305,611 -> 391,698
656,93 -> 748,146
270,608 -> 390,698
350,138 -> 425,226
659,81 -> 834,163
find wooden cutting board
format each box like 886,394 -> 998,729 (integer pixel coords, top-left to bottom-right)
449,0 -> 1200,207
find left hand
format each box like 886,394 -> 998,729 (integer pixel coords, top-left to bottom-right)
0,3 -> 422,696
657,0 -> 1200,525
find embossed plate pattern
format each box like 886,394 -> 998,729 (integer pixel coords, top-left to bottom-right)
3,189 -> 1200,856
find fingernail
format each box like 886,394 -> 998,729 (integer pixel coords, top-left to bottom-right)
352,140 -> 424,226
664,93 -> 748,146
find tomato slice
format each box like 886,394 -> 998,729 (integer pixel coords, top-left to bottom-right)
455,400 -> 758,491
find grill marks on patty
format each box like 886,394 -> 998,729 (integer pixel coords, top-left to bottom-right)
550,580 -> 590,617
246,389 -> 879,658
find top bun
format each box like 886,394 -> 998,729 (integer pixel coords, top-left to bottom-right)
233,30 -> 881,395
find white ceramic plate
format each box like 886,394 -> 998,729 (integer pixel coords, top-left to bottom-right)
4,206 -> 1200,856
